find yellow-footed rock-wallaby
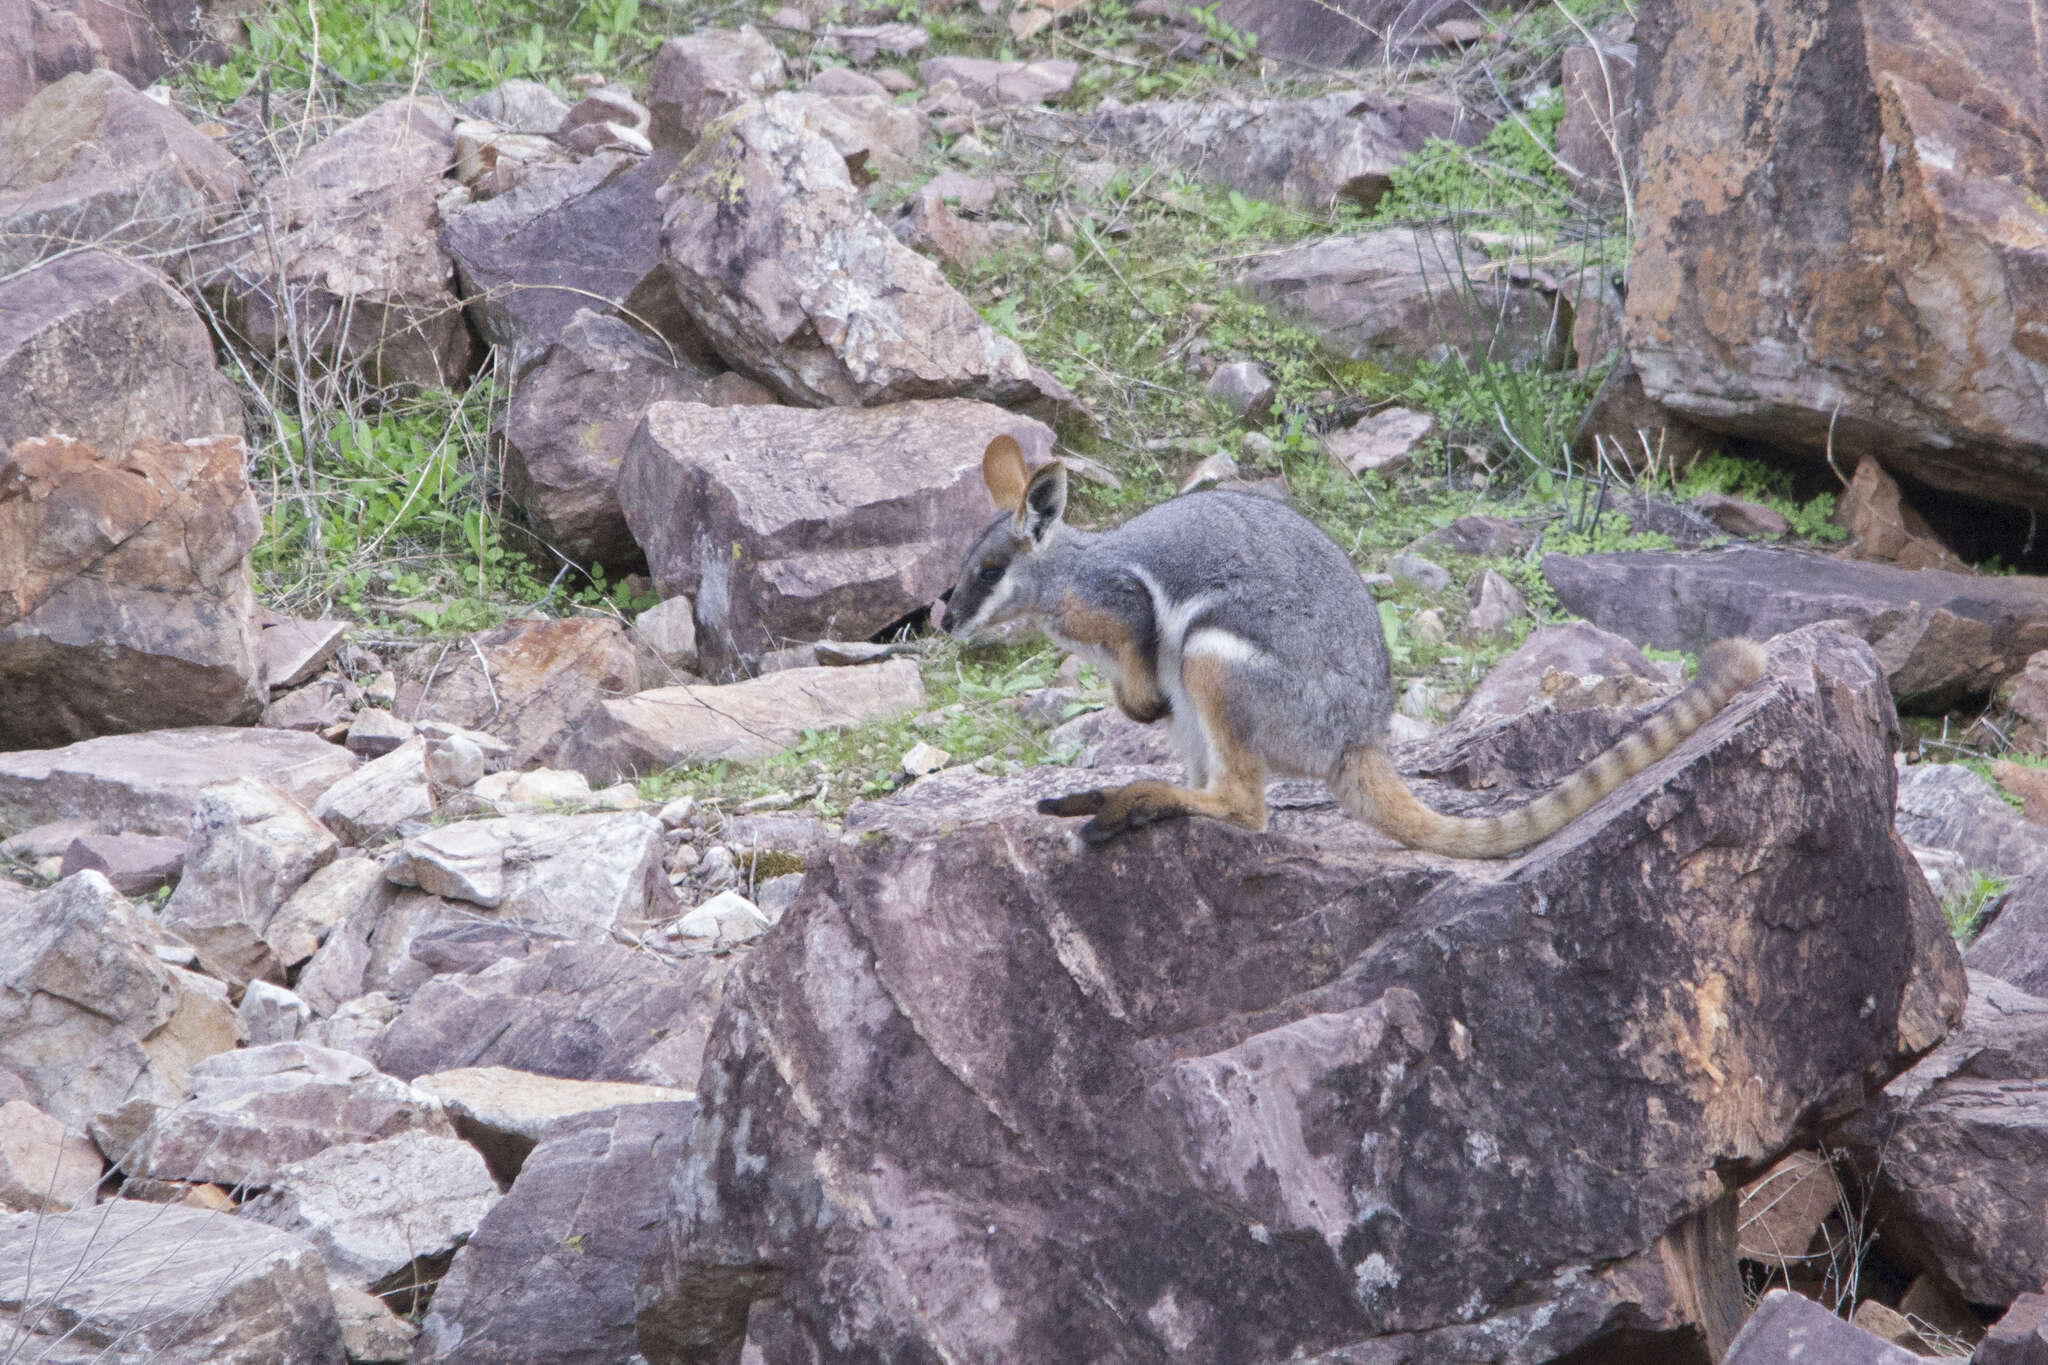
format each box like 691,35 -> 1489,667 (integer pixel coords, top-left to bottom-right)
941,436 -> 1767,857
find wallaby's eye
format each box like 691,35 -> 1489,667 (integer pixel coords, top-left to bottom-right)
976,564 -> 1004,587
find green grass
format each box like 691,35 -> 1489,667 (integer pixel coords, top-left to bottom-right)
1942,870 -> 2008,946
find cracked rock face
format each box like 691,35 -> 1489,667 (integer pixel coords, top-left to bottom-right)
658,94 -> 1049,408
638,625 -> 1963,1364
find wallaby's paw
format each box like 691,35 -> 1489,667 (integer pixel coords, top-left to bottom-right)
1080,792 -> 1186,843
1115,691 -> 1172,725
1038,789 -> 1108,817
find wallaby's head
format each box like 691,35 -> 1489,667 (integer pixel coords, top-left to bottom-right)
943,435 -> 1069,640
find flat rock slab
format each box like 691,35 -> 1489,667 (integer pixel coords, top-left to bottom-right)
1079,91 -> 1483,210
1840,972 -> 2048,1307
382,809 -> 677,938
0,249 -> 245,453
0,1200 -> 345,1364
659,93 -> 1050,408
619,399 -> 1053,673
242,1129 -> 499,1296
638,626 -> 1963,1363
127,1042 -> 453,1189
413,1066 -> 693,1179
0,726 -> 357,838
919,56 -> 1076,107
1895,762 -> 2048,881
1724,1290 -> 1923,1364
310,737 -> 430,845
1627,0 -> 2048,514
1543,546 -> 2048,711
374,941 -> 732,1091
0,68 -> 249,275
559,658 -> 926,785
1240,226 -> 1567,369
417,1101 -> 695,1364
0,434 -> 265,746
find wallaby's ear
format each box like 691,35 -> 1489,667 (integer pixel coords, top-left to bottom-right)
1015,460 -> 1067,543
982,435 -> 1027,510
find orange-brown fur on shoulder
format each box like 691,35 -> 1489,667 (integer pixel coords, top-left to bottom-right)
1053,591 -> 1169,724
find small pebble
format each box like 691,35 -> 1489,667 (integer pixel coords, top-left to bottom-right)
1042,242 -> 1075,270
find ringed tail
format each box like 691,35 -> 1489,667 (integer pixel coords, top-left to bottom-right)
1338,638 -> 1769,859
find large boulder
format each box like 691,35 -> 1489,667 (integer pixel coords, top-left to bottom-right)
1543,546 -> 2048,711
0,250 -> 244,452
500,310 -> 720,570
1967,869 -> 2048,996
0,1200 -> 346,1363
1627,0 -> 2048,513
619,399 -> 1053,674
659,94 -> 1055,408
0,726 -> 357,836
1079,91 -> 1485,211
1240,227 -> 1570,369
647,25 -> 786,151
0,872 -> 237,1146
1556,40 -> 1638,205
637,625 -> 1963,1363
440,149 -> 709,378
125,1042 -> 453,1188
0,69 -> 249,274
373,941 -> 732,1089
210,98 -> 473,390
1839,973 -> 2048,1308
0,0 -> 236,120
559,658 -> 927,784
0,434 -> 265,746
1895,762 -> 2048,882
415,1100 -> 695,1363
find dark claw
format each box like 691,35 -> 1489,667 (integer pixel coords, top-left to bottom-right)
1039,790 -> 1108,817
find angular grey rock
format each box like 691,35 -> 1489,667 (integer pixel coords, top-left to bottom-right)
311,737 -> 432,845
500,311 -> 717,570
383,810 -> 678,938
259,612 -> 349,689
1205,359 -> 1276,420
0,872 -> 237,1145
1241,226 -> 1569,369
416,1100 -> 694,1363
412,1066 -> 693,1179
1979,1292 -> 2048,1365
620,399 -> 1053,674
647,24 -> 786,150
126,1041 -> 452,1189
374,941 -> 732,1089
345,707 -> 416,759
270,854 -> 388,976
442,150 -> 709,379
1450,621 -> 1671,734
1839,973 -> 2048,1307
238,979 -> 313,1046
1081,90 -> 1483,210
161,777 -> 338,989
1724,1290 -> 1922,1364
462,78 -> 570,135
334,1282 -> 420,1363
659,94 -> 1052,408
0,434 -> 264,746
779,89 -> 926,185
0,68 -> 250,275
1462,568 -> 1528,640
1543,546 -> 2048,711
242,1129 -> 499,1300
0,1200 -> 346,1364
0,726 -> 355,835
820,21 -> 927,63
1387,551 -> 1450,593
634,594 -> 699,673
1968,869 -> 2048,997
0,250 -> 244,454
1324,406 -> 1435,476
1896,763 -> 2048,882
0,1098 -> 101,1211
1557,41 -> 1637,205
210,98 -> 473,390
561,659 -> 928,784
638,625 -> 1962,1364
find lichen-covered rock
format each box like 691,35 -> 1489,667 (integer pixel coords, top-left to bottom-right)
659,94 -> 1056,408
0,68 -> 250,274
638,625 -> 1963,1364
647,25 -> 785,150
1627,0 -> 2048,513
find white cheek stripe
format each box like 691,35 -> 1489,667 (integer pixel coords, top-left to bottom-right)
953,572 -> 1017,638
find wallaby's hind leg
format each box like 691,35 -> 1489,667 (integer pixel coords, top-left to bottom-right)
1036,653 -> 1267,844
